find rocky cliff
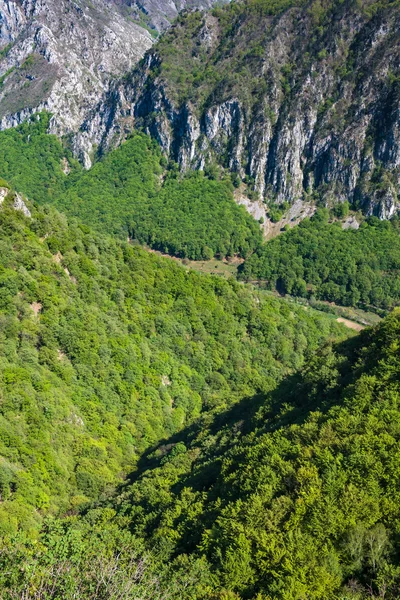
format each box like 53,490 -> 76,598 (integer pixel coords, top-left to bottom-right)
0,0 -> 223,166
0,0 -> 154,153
113,0 -> 222,33
80,0 -> 400,217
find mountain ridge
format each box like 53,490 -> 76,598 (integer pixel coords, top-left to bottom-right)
0,0 -> 222,167
77,0 -> 400,217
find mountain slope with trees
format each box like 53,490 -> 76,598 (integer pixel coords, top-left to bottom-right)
85,0 -> 400,219
2,249 -> 400,597
0,187 -> 343,536
241,209 -> 400,310
75,309 -> 400,599
0,116 -> 262,259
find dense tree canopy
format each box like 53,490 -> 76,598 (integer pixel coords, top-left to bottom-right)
0,116 -> 262,260
241,209 -> 400,310
2,207 -> 399,596
0,191 -> 343,537
73,310 -> 400,599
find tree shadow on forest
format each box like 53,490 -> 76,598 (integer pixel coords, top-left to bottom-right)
124,329 -> 365,497
91,328 -> 371,556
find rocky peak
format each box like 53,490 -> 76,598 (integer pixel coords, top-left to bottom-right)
0,0 -> 223,162
0,0 -> 153,146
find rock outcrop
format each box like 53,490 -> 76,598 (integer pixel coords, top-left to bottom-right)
78,0 -> 400,217
0,0 -> 223,167
112,0 -> 222,33
0,186 -> 31,216
0,0 -> 154,166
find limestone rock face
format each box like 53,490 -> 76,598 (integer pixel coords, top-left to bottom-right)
0,186 -> 31,216
78,1 -> 400,217
0,0 -> 223,167
0,0 -> 153,164
111,0 -> 221,33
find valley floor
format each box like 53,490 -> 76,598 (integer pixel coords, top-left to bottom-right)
143,245 -> 382,330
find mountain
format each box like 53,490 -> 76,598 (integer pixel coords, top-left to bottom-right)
0,184 -> 344,536
114,0 -> 223,33
0,115 -> 263,258
81,0 -> 400,218
3,116 -> 400,312
3,0 -> 399,216
2,219 -> 400,597
0,0 -> 153,148
0,0 -> 222,167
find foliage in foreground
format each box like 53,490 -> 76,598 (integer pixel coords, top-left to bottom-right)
0,193 -> 342,535
81,309 -> 400,599
0,517 -> 212,600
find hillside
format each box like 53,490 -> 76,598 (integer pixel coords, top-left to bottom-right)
70,311 -> 400,598
2,246 -> 400,597
0,187 -> 344,536
1,1 -> 400,598
4,117 -> 400,309
83,0 -> 400,218
0,115 -> 262,258
241,208 -> 400,310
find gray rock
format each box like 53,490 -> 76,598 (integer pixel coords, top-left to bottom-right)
0,186 -> 31,216
0,0 -> 153,161
13,191 -> 31,217
79,2 -> 400,217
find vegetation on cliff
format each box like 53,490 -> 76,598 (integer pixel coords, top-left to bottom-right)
0,116 -> 262,260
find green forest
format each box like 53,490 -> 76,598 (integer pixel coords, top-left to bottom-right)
1,179 -> 400,596
0,189 -> 344,534
86,308 -> 400,599
4,117 -> 400,312
0,116 -> 262,260
1,0 -> 400,598
241,209 -> 400,310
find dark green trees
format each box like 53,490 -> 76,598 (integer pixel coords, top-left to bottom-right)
0,117 -> 262,260
241,211 -> 400,309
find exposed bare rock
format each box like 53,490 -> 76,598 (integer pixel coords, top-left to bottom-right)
0,0 -> 153,162
13,191 -> 31,216
0,0 -> 224,166
78,1 -> 400,217
114,0 -> 222,33
342,216 -> 360,230
0,186 -> 31,216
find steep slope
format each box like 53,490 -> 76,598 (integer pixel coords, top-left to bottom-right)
76,309 -> 400,599
0,0 -> 226,166
0,0 -> 153,160
0,116 -> 263,257
2,292 -> 400,598
0,186 -> 344,535
114,0 -> 223,33
82,0 -> 400,217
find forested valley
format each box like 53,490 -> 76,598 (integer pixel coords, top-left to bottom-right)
1,0 -> 400,598
0,183 -> 351,598
1,184 -> 400,597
